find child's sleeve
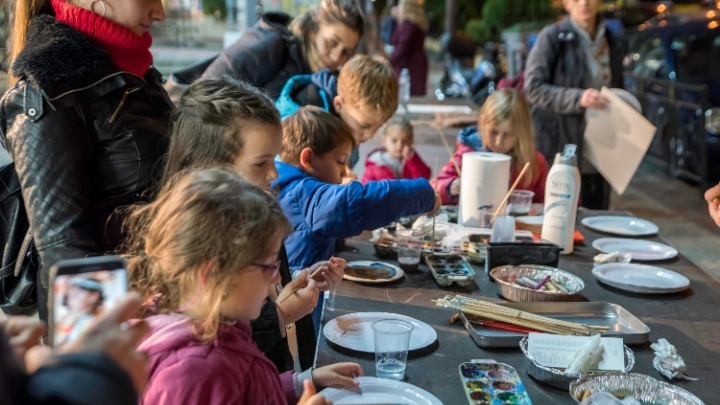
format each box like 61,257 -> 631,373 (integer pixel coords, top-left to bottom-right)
402,149 -> 431,180
305,179 -> 435,239
432,149 -> 464,205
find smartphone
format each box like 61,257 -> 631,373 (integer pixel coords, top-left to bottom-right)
49,256 -> 128,347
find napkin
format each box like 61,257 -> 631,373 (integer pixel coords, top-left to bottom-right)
650,338 -> 698,381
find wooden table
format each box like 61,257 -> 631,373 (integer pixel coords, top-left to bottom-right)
315,210 -> 720,404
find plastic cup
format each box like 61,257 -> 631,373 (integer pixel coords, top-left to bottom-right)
491,215 -> 516,243
324,288 -> 336,311
372,319 -> 414,380
508,190 -> 534,216
396,229 -> 425,270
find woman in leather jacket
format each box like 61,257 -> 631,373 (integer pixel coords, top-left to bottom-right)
0,0 -> 172,322
166,0 -> 365,100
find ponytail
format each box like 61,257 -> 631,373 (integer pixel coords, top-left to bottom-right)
8,0 -> 52,85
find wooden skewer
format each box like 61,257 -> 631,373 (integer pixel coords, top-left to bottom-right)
277,265 -> 326,304
492,161 -> 531,220
432,157 -> 439,244
435,126 -> 462,177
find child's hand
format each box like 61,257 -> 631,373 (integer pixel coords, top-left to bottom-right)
401,145 -> 414,160
297,380 -> 331,405
450,178 -> 461,196
312,362 -> 363,390
309,257 -> 346,292
427,191 -> 442,217
276,270 -> 319,324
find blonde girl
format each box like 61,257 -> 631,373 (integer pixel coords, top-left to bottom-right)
432,88 -> 549,204
128,168 -> 361,405
159,77 -> 345,372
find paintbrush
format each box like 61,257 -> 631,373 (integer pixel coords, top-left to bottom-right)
492,161 -> 530,221
277,265 -> 326,304
435,126 -> 461,177
432,157 -> 439,245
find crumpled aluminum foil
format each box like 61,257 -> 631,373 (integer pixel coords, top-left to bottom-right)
593,252 -> 632,266
650,338 -> 699,381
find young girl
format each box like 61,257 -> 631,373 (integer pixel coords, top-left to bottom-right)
159,77 -> 345,372
433,88 -> 549,205
361,116 -> 431,183
128,168 -> 362,404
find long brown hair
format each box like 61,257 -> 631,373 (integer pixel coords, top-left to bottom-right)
7,0 -> 52,85
478,88 -> 538,187
123,167 -> 290,342
290,0 -> 365,62
161,77 -> 280,186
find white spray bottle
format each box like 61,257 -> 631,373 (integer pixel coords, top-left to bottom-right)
541,144 -> 581,254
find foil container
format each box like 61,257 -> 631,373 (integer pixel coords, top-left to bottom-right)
569,372 -> 705,405
490,265 -> 585,302
519,336 -> 635,390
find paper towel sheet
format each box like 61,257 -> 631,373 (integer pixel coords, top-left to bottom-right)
459,152 -> 510,227
584,87 -> 656,195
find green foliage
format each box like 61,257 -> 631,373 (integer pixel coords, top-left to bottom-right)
425,0 -> 483,36
465,0 -> 558,43
202,0 -> 227,19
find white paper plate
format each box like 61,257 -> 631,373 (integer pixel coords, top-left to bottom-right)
592,238 -> 678,261
320,376 -> 443,405
344,261 -> 404,284
323,312 -> 437,353
582,216 -> 659,236
516,215 -> 544,226
592,263 -> 689,293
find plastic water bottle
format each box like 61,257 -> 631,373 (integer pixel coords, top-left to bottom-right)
399,68 -> 410,112
541,144 -> 581,254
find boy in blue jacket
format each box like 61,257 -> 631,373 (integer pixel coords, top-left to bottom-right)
274,106 -> 440,332
275,55 -> 398,169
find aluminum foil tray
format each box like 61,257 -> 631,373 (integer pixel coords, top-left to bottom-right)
460,302 -> 650,348
569,372 -> 705,405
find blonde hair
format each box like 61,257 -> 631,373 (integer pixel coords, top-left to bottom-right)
281,106 -> 356,166
383,116 -> 414,144
123,167 -> 290,343
337,55 -> 399,122
161,77 -> 280,186
398,0 -> 429,32
478,88 -> 538,187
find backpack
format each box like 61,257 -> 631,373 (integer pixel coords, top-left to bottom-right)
0,162 -> 38,315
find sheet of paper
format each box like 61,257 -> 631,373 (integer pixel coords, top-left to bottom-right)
527,332 -> 625,371
583,87 -> 656,195
397,104 -> 475,115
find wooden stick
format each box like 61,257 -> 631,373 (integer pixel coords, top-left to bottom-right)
432,157 -> 439,244
492,161 -> 531,220
277,265 -> 326,304
435,126 -> 462,177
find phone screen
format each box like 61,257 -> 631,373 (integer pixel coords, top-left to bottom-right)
52,267 -> 127,347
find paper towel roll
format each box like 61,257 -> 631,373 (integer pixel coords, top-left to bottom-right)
459,152 -> 511,227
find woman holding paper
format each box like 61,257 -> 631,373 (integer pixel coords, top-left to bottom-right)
524,0 -> 623,209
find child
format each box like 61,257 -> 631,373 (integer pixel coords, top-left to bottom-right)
361,116 -> 430,183
159,77 -> 345,372
276,54 -> 399,168
432,88 -> 549,205
128,168 -> 362,404
274,106 -> 441,331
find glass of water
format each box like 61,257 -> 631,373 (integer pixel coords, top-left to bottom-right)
372,319 -> 414,380
395,229 -> 425,270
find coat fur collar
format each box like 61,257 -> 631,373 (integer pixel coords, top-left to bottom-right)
11,15 -> 114,94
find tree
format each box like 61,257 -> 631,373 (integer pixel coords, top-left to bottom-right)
466,0 -> 558,43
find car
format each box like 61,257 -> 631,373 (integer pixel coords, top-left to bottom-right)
624,10 -> 720,186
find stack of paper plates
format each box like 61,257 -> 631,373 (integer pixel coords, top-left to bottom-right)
592,263 -> 689,294
516,216 -> 543,234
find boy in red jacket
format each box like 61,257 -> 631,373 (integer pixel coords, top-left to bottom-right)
362,116 -> 431,183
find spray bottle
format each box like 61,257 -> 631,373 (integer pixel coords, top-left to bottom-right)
541,144 -> 581,254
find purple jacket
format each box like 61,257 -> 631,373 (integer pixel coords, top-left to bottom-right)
389,20 -> 428,96
138,314 -> 296,405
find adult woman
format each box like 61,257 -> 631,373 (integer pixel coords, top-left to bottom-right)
0,0 -> 172,321
524,0 -> 623,209
198,0 -> 364,99
389,0 -> 429,96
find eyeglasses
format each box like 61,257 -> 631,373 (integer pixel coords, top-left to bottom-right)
252,259 -> 282,277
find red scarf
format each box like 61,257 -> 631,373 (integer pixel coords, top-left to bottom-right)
51,0 -> 153,78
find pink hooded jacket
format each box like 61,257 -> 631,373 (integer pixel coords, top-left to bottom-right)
138,314 -> 297,405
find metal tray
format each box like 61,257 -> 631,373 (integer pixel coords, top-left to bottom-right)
460,302 -> 650,348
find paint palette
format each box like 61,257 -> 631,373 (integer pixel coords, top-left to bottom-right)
425,254 -> 476,288
459,360 -> 532,405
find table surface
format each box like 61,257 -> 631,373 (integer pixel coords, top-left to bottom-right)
315,210 -> 720,404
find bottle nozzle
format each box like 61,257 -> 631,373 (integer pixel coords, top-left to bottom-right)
563,144 -> 577,158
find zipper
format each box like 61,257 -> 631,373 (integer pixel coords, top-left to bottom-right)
108,86 -> 141,124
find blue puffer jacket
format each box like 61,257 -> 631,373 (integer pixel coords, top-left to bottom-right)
274,161 -> 436,271
275,69 -> 337,119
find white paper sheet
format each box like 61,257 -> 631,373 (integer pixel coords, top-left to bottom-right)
583,87 -> 656,195
397,104 -> 475,115
527,332 -> 625,371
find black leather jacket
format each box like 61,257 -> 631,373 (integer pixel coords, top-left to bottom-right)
0,15 -> 171,288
